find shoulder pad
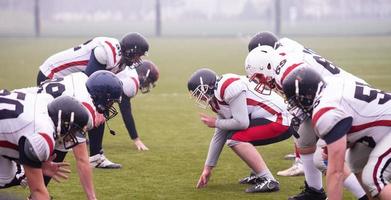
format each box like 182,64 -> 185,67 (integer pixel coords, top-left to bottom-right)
98,38 -> 121,69
18,137 -> 42,168
215,74 -> 245,103
93,46 -> 107,65
116,67 -> 139,98
312,106 -> 350,138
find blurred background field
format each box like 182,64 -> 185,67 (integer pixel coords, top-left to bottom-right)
1,0 -> 391,199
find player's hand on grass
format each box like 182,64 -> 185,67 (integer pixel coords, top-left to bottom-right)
199,113 -> 216,128
196,166 -> 213,188
41,154 -> 71,183
133,138 -> 149,151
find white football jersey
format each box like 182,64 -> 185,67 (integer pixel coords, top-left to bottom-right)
272,39 -> 366,93
212,74 -> 290,126
312,77 -> 391,146
116,66 -> 139,98
0,90 -> 55,162
37,72 -> 97,131
39,37 -> 122,79
277,37 -> 305,54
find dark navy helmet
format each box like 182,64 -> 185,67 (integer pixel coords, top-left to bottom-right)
248,31 -> 279,52
48,95 -> 89,149
282,67 -> 325,121
187,68 -> 218,109
120,32 -> 149,66
86,71 -> 123,120
135,60 -> 159,94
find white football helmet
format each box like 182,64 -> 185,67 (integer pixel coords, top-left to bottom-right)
244,45 -> 279,95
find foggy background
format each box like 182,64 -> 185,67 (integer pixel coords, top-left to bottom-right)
0,0 -> 390,37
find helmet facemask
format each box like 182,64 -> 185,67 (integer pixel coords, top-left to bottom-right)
94,97 -> 122,120
139,68 -> 156,94
54,110 -> 86,150
190,77 -> 215,109
121,50 -> 145,67
285,79 -> 324,123
249,72 -> 276,95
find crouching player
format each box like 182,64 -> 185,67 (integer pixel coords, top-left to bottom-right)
282,67 -> 391,199
188,68 -> 295,193
0,92 -> 89,200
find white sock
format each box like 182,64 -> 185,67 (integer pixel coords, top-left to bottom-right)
256,169 -> 275,181
344,173 -> 366,198
301,153 -> 323,190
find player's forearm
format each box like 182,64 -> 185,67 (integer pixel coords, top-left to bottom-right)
205,129 -> 227,166
76,157 -> 97,200
24,166 -> 50,200
119,96 -> 139,139
30,190 -> 50,200
326,170 -> 344,200
73,143 -> 97,200
326,137 -> 346,200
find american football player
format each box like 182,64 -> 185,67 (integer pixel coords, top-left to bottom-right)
89,59 -> 159,168
188,68 -> 295,193
248,32 -> 306,178
36,32 -> 149,85
0,94 -> 89,200
36,33 -> 151,168
282,67 -> 391,200
245,32 -> 369,200
30,70 -> 122,199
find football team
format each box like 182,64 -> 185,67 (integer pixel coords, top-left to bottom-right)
1,31 -> 390,200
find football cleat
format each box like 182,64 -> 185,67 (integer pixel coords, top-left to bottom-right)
288,181 -> 327,200
284,153 -> 296,160
277,159 -> 304,177
89,153 -> 122,169
245,177 -> 280,193
239,172 -> 258,184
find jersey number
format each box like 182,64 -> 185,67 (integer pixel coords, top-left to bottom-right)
354,82 -> 391,104
303,48 -> 340,75
0,90 -> 25,120
38,78 -> 66,98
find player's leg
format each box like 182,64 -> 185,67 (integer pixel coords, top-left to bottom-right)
312,142 -> 369,199
88,123 -> 121,169
277,142 -> 304,176
228,118 -> 294,193
0,157 -> 25,188
289,119 -> 326,200
361,133 -> 391,199
342,165 -> 369,200
348,137 -> 377,199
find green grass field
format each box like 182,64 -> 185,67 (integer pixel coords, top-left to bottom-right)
1,36 -> 391,200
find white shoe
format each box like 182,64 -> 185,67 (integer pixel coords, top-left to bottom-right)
283,153 -> 296,160
277,160 -> 304,176
89,153 -> 122,169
